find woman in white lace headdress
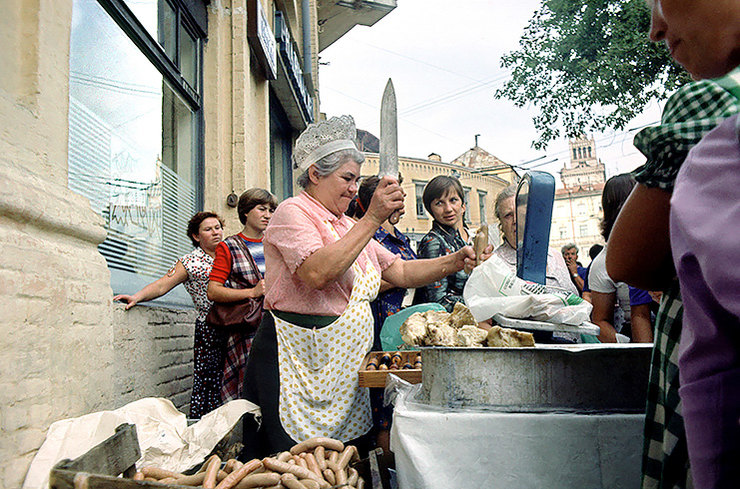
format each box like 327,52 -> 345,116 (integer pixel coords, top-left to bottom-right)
242,115 -> 490,457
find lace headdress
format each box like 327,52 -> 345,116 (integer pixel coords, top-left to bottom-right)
292,115 -> 359,171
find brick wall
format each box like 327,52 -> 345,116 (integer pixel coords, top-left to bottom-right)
111,305 -> 197,414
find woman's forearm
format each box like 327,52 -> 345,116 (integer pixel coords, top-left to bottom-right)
607,184 -> 674,290
384,251 -> 465,289
296,215 -> 381,289
207,281 -> 256,302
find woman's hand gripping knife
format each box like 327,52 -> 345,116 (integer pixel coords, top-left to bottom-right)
366,177 -> 405,227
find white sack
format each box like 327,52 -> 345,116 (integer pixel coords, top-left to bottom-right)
463,254 -> 592,325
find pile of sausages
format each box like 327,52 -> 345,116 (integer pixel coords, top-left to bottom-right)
131,437 -> 365,489
365,351 -> 421,371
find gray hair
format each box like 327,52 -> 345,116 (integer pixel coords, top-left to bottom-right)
561,243 -> 578,253
494,184 -> 518,221
295,148 -> 365,189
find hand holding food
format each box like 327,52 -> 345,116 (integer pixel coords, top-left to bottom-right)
473,224 -> 489,266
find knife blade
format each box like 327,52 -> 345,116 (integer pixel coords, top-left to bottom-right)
379,78 -> 399,180
379,78 -> 401,224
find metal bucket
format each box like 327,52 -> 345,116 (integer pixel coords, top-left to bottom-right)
418,344 -> 652,412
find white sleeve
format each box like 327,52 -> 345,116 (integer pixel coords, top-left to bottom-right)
587,249 -> 617,294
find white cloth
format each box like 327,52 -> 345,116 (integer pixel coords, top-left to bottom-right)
587,248 -> 631,333
390,386 -> 643,489
492,241 -> 579,295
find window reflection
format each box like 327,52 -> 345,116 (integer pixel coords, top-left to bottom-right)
69,0 -> 197,301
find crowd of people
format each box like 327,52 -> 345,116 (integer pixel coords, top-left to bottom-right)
114,2 -> 739,486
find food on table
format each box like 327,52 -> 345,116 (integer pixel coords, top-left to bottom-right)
131,437 -> 365,489
486,325 -> 535,347
399,303 -> 536,347
455,325 -> 489,346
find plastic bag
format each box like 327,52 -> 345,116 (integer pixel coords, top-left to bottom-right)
463,254 -> 592,325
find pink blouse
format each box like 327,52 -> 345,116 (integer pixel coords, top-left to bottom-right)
264,191 -> 398,316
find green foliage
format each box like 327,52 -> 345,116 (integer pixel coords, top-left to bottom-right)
495,0 -> 691,149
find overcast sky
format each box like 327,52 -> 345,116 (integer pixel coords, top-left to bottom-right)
318,0 -> 664,185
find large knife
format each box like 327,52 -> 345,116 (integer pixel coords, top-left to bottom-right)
379,78 -> 401,224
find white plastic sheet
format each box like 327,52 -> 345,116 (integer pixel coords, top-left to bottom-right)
389,382 -> 642,489
464,254 -> 592,325
22,398 -> 259,489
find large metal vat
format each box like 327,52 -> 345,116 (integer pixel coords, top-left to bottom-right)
418,344 -> 652,412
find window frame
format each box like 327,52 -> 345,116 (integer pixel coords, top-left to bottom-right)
99,0 -> 205,207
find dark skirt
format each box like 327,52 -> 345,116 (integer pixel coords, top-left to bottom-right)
242,311 -> 294,458
190,319 -> 227,419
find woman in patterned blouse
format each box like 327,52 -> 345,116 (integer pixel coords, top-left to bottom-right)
114,212 -> 225,418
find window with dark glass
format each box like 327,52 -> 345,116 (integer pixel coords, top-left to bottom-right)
477,190 -> 487,224
463,187 -> 471,224
68,0 -> 205,307
415,181 -> 427,219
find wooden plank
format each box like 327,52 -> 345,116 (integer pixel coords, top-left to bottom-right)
50,424 -> 140,489
50,471 -> 196,489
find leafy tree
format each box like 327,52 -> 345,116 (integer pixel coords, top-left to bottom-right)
495,0 -> 690,149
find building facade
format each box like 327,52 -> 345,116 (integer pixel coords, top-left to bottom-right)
550,136 -> 606,258
0,1 -> 395,487
362,152 -> 514,246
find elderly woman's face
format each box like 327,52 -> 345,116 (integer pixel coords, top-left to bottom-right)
311,159 -> 361,216
499,196 -> 516,248
649,0 -> 740,79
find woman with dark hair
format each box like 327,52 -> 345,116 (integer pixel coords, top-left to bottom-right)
588,174 -> 653,343
412,175 -> 470,311
208,188 -> 278,404
354,174 -> 417,452
114,211 -> 225,418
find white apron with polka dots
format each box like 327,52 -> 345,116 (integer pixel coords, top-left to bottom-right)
275,222 -> 380,443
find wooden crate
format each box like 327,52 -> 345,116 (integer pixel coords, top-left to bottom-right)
358,350 -> 422,388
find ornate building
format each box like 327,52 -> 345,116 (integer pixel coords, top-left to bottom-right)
550,136 -> 606,258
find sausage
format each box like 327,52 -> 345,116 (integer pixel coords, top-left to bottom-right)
322,468 -> 335,485
347,467 -> 359,486
300,479 -> 321,489
202,455 -> 222,489
223,459 -> 243,473
277,451 -> 293,463
233,472 -> 281,489
314,445 -> 327,470
262,457 -> 326,485
336,446 -> 356,470
334,467 -> 347,486
159,477 -> 178,484
281,473 -> 308,489
328,450 -> 339,464
289,437 -> 344,455
132,472 -> 145,481
214,459 -> 263,489
473,224 -> 489,266
141,466 -> 182,480
295,456 -> 308,470
357,477 -> 365,489
304,452 -> 322,477
175,471 -> 208,486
